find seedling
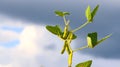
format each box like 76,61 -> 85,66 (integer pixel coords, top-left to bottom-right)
46,5 -> 111,67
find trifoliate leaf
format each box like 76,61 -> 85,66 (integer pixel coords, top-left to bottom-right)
85,6 -> 91,22
46,25 -> 62,36
76,60 -> 92,67
91,5 -> 99,22
54,10 -> 70,17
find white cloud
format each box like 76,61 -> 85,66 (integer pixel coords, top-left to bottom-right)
0,14 -> 25,28
0,64 -> 12,67
0,15 -> 66,66
0,14 -> 27,42
17,26 -> 40,57
0,29 -> 19,42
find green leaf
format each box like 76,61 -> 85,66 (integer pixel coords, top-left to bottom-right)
55,10 -> 63,17
87,32 -> 97,48
76,60 -> 92,67
87,32 -> 112,48
91,5 -> 99,22
63,12 -> 70,16
46,25 -> 62,36
72,34 -> 77,40
85,6 -> 91,22
85,5 -> 99,22
97,34 -> 112,44
54,10 -> 70,17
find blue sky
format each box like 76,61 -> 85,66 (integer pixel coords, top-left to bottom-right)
0,0 -> 120,67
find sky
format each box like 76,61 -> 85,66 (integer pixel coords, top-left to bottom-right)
0,0 -> 120,67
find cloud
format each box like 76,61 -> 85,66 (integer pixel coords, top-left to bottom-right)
0,29 -> 19,42
0,15 -> 25,45
0,64 -> 12,67
0,16 -> 66,67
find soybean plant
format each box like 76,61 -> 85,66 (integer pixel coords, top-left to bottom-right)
46,5 -> 111,67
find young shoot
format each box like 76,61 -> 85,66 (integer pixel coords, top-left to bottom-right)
46,5 -> 112,67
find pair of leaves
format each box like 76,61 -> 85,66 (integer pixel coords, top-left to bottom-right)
86,5 -> 99,22
46,25 -> 77,40
55,10 -> 70,17
87,32 -> 112,48
76,60 -> 92,67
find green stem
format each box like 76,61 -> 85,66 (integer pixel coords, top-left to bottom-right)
72,21 -> 90,32
73,45 -> 88,52
63,16 -> 67,25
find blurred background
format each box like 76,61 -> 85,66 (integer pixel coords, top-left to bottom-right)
0,0 -> 119,67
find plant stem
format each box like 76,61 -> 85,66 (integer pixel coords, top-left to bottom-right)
72,21 -> 90,32
73,45 -> 88,52
63,16 -> 67,25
